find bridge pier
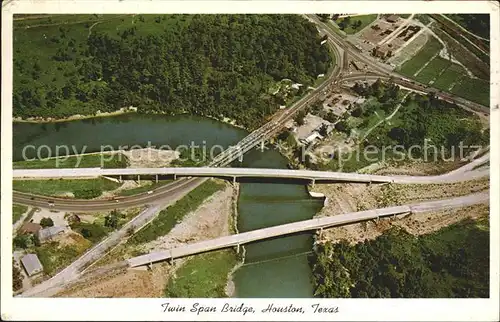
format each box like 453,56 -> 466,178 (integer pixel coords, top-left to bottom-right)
173,174 -> 177,181
169,257 -> 175,266
236,244 -> 240,254
260,140 -> 265,151
311,178 -> 316,186
233,176 -> 236,184
155,174 -> 158,183
119,175 -> 122,183
138,175 -> 140,184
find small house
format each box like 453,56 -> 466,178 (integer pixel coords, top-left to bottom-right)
21,254 -> 43,277
19,222 -> 42,235
38,225 -> 67,243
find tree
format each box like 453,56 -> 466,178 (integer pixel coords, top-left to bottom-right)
319,123 -> 329,137
81,228 -> 92,239
294,110 -> 307,126
104,211 -> 119,229
13,235 -> 30,249
40,217 -> 54,228
13,261 -> 23,292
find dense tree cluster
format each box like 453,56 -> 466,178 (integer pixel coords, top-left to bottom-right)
310,219 -> 489,298
14,15 -> 332,129
351,80 -> 488,156
445,14 -> 489,39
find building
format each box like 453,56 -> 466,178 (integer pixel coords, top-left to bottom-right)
19,222 -> 42,235
20,254 -> 43,277
38,225 -> 67,243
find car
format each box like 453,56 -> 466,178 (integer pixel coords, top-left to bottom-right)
48,201 -> 55,207
115,199 -> 120,203
147,191 -> 154,195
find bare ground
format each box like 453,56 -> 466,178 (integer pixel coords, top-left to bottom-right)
314,161 -> 489,244
55,185 -> 234,297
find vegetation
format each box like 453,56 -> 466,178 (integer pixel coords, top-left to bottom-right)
128,180 -> 225,244
40,217 -> 54,228
13,178 -> 122,198
171,147 -> 211,167
318,79 -> 488,172
431,24 -> 489,81
13,234 -> 36,249
310,218 -> 489,298
35,238 -> 92,276
13,153 -> 129,169
414,57 -> 451,84
333,15 -> 377,35
398,36 -> 443,77
165,250 -> 238,297
13,204 -> 28,223
14,15 -> 331,129
118,180 -> 172,196
13,261 -> 24,292
70,222 -> 110,243
450,77 -> 490,107
444,14 -> 489,39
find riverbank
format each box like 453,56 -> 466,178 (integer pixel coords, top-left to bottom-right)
311,161 -> 490,245
13,107 -> 138,124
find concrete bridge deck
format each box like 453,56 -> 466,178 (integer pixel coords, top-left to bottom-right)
127,191 -> 489,267
13,159 -> 489,185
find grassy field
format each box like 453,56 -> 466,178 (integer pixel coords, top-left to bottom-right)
432,63 -> 466,91
165,250 -> 238,297
13,178 -> 122,198
450,77 -> 490,107
13,204 -> 28,223
414,56 -> 451,84
13,153 -> 129,169
35,237 -> 92,276
334,14 -> 378,35
398,36 -> 443,77
128,179 -> 225,244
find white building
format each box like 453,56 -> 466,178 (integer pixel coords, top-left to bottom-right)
21,254 -> 43,277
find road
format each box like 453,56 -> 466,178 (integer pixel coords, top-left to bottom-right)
127,191 -> 489,267
19,178 -> 209,298
307,15 -> 490,115
13,177 -> 206,212
12,153 -> 489,186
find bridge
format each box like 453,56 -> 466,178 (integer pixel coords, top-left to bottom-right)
127,191 -> 489,267
11,156 -> 490,185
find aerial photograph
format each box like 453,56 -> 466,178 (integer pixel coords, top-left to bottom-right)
11,12 -> 490,300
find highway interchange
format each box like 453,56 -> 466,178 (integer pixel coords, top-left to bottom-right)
14,15 -> 491,297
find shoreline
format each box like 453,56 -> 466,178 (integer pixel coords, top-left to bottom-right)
13,108 -> 137,124
13,108 -> 252,132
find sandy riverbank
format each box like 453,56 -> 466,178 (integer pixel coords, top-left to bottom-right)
13,107 -> 138,124
313,161 -> 490,245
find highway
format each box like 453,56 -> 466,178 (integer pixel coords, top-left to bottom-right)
127,191 -> 489,267
12,153 -> 490,185
307,15 -> 491,115
13,177 -> 206,212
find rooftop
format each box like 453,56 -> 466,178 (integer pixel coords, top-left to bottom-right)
21,253 -> 43,277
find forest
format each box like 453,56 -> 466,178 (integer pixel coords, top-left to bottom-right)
13,15 -> 332,129
310,218 -> 489,298
352,80 -> 489,155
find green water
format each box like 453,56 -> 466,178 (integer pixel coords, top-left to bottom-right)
13,114 -> 324,297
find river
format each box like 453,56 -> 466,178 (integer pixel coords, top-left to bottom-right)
13,113 -> 324,297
